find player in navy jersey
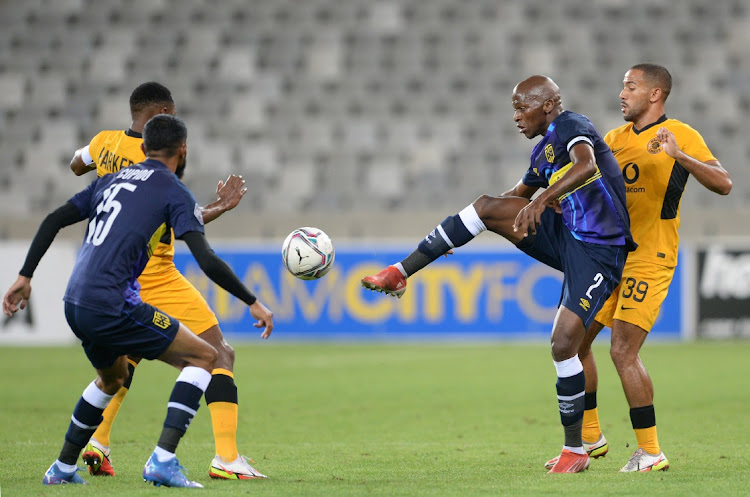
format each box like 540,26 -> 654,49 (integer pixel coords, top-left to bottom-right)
3,115 -> 274,487
362,75 -> 635,473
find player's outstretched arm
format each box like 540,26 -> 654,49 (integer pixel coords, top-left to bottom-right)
3,203 -> 86,315
656,127 -> 732,196
182,231 -> 274,338
200,174 -> 248,224
70,146 -> 96,176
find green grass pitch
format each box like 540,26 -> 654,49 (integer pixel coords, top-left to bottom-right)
1,341 -> 750,496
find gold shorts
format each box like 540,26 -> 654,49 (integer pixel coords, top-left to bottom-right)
137,266 -> 218,335
594,259 -> 675,332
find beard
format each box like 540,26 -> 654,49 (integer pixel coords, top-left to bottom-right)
175,154 -> 187,179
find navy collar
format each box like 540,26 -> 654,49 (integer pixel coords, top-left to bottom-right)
125,128 -> 142,138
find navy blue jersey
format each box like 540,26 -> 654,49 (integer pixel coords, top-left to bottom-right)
522,111 -> 635,250
64,159 -> 204,315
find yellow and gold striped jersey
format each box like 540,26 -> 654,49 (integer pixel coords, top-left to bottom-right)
604,116 -> 716,267
87,129 -> 175,275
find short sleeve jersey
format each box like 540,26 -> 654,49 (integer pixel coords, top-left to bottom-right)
522,111 -> 635,250
64,159 -> 205,315
87,129 -> 175,275
604,116 -> 717,267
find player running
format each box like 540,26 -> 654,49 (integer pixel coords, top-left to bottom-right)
70,82 -> 266,480
362,75 -> 636,473
3,114 -> 274,487
543,63 -> 731,472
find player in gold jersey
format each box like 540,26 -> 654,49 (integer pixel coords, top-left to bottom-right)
70,82 -> 269,480
544,64 -> 732,472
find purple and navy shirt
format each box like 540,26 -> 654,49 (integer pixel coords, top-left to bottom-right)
64,159 -> 205,315
522,111 -> 635,250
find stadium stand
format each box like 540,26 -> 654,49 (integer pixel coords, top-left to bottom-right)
0,0 -> 747,240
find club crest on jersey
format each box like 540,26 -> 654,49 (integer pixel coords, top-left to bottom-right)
647,137 -> 662,154
153,311 -> 171,329
544,144 -> 555,162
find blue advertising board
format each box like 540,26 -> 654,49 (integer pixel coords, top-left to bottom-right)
173,244 -> 682,340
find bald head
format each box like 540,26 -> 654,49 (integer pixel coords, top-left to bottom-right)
513,75 -> 561,107
512,75 -> 564,139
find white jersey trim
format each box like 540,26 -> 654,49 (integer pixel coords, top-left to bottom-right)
566,136 -> 593,152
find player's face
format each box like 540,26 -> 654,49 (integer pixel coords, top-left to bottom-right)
619,69 -> 651,123
512,92 -> 547,139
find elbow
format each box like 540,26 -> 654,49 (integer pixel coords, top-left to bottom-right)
70,162 -> 85,176
716,178 -> 732,196
721,179 -> 732,196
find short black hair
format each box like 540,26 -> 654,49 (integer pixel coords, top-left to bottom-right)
143,114 -> 187,156
129,82 -> 174,114
631,63 -> 672,102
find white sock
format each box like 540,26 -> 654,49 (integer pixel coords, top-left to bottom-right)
393,263 -> 407,278
153,446 -> 176,463
563,445 -> 586,455
55,460 -> 78,473
458,204 -> 487,236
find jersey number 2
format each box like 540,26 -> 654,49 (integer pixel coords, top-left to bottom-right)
86,183 -> 138,246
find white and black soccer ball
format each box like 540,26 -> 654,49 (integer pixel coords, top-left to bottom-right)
281,227 -> 335,280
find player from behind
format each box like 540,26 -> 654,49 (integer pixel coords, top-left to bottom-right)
362,76 -> 636,473
70,82 -> 266,480
3,114 -> 274,487
543,63 -> 731,472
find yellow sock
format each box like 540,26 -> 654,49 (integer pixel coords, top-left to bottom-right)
634,426 -> 660,454
207,369 -> 239,462
581,407 -> 602,443
208,401 -> 239,462
92,358 -> 138,448
92,386 -> 128,448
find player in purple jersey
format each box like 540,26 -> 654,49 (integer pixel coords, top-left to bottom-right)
362,75 -> 635,473
3,115 -> 274,487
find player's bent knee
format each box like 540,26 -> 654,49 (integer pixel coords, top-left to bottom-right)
218,341 -> 235,368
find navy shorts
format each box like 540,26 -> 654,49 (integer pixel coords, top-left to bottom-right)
516,208 -> 627,328
64,301 -> 180,370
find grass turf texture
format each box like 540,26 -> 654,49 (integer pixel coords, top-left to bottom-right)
1,342 -> 749,496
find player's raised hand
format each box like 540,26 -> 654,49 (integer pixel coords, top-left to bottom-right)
657,127 -> 681,159
249,300 -> 274,339
215,174 -> 248,212
3,275 -> 32,317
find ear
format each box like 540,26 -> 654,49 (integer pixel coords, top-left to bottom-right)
543,98 -> 555,114
650,87 -> 662,104
140,142 -> 147,155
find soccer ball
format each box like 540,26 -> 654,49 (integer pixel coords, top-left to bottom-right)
281,227 -> 335,280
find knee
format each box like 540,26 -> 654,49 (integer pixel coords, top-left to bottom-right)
609,343 -> 635,370
99,372 -> 127,395
202,343 -> 219,369
217,341 -> 235,368
472,194 -> 493,219
551,336 -> 576,362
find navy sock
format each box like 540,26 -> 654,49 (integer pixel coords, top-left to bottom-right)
401,214 -> 475,276
557,371 -> 586,447
157,372 -> 207,453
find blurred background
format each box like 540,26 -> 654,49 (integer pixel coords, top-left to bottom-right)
0,0 -> 747,240
0,0 -> 748,343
